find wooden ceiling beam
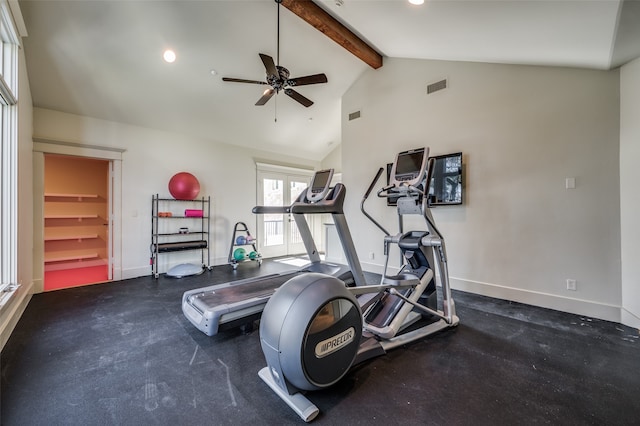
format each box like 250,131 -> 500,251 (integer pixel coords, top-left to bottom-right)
281,0 -> 383,69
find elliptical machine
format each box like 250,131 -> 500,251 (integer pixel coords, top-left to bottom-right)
258,147 -> 459,422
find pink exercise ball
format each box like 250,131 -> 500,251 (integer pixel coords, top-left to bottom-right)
168,172 -> 200,200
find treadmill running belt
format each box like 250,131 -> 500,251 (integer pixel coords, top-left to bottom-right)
191,273 -> 299,306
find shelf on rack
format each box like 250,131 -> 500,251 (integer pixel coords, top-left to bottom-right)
152,216 -> 209,219
153,240 -> 208,253
157,232 -> 208,237
155,198 -> 204,202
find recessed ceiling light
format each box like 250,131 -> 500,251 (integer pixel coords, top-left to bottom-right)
210,69 -> 217,76
408,0 -> 424,5
163,49 -> 176,63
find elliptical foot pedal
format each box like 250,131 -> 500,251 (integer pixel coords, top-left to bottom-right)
258,367 -> 319,422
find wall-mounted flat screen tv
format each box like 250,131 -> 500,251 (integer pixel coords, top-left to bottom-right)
428,152 -> 463,205
386,152 -> 463,206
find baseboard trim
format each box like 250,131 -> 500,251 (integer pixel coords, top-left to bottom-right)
621,307 -> 640,330
1,281 -> 34,351
122,266 -> 152,280
122,257 -> 226,280
450,277 -> 622,324
360,260 -> 400,276
359,260 -> 625,325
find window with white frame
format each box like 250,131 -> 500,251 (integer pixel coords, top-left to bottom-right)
0,0 -> 20,304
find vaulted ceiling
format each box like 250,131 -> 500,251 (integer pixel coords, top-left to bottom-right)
18,0 -> 640,159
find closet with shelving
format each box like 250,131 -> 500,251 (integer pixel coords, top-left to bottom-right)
43,155 -> 110,290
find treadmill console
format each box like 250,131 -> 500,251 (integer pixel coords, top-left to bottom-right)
306,169 -> 334,203
389,148 -> 429,188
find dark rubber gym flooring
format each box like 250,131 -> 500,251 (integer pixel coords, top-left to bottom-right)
2,258 -> 639,425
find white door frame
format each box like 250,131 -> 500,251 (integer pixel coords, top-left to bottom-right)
32,138 -> 125,292
255,163 -> 313,259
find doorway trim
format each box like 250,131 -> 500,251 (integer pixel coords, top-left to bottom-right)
33,137 -> 125,293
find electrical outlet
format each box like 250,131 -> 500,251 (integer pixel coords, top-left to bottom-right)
368,252 -> 375,260
566,279 -> 577,291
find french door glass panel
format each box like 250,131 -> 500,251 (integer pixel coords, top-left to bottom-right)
288,179 -> 308,250
257,171 -> 310,258
262,177 -> 284,248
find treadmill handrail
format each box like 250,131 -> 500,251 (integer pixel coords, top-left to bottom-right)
289,183 -> 346,215
252,205 -> 291,214
252,182 -> 309,214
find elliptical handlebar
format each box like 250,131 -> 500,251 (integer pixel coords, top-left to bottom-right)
377,182 -> 424,198
360,167 -> 391,237
376,185 -> 395,198
364,167 -> 384,199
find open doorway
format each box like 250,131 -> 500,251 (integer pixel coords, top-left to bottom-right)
43,155 -> 111,291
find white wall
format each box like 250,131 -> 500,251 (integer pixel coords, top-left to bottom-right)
342,58 -> 622,322
31,108 -> 320,283
620,57 -> 640,329
321,144 -> 342,172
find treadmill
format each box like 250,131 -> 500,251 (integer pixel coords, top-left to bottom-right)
182,169 -> 366,336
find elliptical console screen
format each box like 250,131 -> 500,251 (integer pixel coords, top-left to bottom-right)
390,148 -> 428,187
306,169 -> 334,202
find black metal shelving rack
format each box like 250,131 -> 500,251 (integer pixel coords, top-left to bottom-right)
151,194 -> 211,278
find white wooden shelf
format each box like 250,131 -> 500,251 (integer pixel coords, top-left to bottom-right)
45,233 -> 99,242
45,193 -> 99,199
44,252 -> 99,263
44,214 -> 99,220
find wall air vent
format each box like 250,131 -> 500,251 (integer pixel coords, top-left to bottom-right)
348,111 -> 361,121
427,79 -> 448,94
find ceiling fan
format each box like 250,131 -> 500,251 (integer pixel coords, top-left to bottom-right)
222,0 -> 328,108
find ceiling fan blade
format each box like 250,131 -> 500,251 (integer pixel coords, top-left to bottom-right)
259,53 -> 278,78
287,73 -> 328,87
255,88 -> 276,106
284,88 -> 313,107
222,77 -> 269,85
